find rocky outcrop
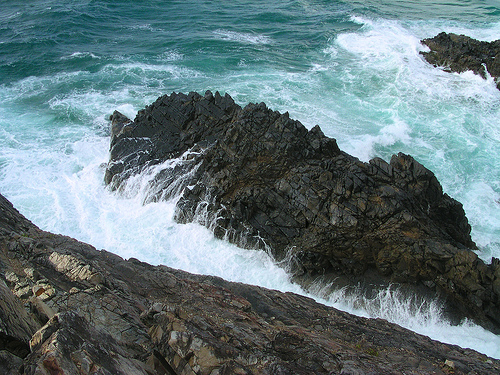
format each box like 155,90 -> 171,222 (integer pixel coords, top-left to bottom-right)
1,194 -> 500,374
421,32 -> 500,89
105,91 -> 500,333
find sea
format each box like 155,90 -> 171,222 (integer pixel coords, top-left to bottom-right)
1,0 -> 499,359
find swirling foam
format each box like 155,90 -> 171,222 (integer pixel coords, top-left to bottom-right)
213,29 -> 272,45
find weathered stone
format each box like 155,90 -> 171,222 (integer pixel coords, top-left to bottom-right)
25,311 -> 153,375
0,350 -> 24,375
48,251 -> 104,286
421,32 -> 500,90
104,91 -> 499,332
1,193 -> 499,373
0,278 -> 39,359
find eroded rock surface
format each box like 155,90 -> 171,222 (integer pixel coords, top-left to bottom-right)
421,32 -> 500,89
1,193 -> 499,374
105,91 -> 500,333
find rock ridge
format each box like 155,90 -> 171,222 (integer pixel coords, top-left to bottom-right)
1,193 -> 500,374
105,90 -> 500,333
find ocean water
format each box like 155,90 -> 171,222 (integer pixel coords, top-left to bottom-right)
1,0 -> 500,359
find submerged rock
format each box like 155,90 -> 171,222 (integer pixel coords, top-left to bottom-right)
1,193 -> 500,374
105,91 -> 500,333
421,32 -> 500,89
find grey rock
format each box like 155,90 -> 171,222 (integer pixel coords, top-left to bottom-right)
0,350 -> 24,375
0,278 -> 39,359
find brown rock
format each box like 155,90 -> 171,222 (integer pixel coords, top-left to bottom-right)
1,193 -> 500,374
421,32 -> 500,90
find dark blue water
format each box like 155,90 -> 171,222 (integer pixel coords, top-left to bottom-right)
1,0 -> 500,358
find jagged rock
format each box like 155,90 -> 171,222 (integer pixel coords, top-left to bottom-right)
0,278 -> 39,359
421,32 -> 500,89
105,91 -> 500,333
1,193 -> 499,374
25,311 -> 152,375
0,350 -> 24,375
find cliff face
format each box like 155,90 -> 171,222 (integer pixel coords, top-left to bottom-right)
421,32 -> 500,89
105,91 -> 500,333
1,194 -> 500,374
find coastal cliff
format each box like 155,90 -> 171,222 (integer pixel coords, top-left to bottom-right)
1,193 -> 500,374
105,91 -> 500,333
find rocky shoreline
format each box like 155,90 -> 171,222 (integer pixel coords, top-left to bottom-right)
105,90 -> 500,334
421,32 -> 500,89
2,31 -> 500,375
1,193 -> 500,374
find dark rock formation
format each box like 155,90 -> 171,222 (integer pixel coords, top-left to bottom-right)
1,194 -> 500,374
421,32 -> 500,89
105,91 -> 500,333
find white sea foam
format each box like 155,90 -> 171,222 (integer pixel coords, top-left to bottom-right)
60,52 -> 101,60
102,62 -> 204,80
324,285 -> 500,359
317,20 -> 426,159
463,181 -> 500,261
213,29 -> 272,45
126,23 -> 164,33
297,278 -> 500,359
345,116 -> 411,162
160,50 -> 184,62
337,20 -> 421,63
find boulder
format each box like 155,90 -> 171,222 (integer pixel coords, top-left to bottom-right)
105,91 -> 500,333
1,192 -> 499,374
421,32 -> 500,89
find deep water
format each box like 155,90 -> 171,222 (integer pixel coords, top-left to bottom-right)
1,0 -> 499,358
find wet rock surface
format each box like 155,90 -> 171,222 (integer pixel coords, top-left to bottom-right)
1,193 -> 500,374
421,32 -> 500,89
105,91 -> 500,333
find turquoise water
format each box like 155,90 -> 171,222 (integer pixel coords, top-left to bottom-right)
1,0 -> 500,358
